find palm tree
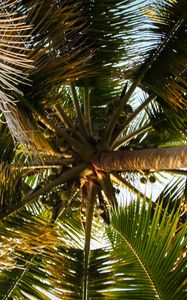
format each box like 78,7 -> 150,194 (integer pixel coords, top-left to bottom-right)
0,0 -> 186,299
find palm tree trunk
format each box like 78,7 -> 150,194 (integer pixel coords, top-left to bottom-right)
93,146 -> 187,172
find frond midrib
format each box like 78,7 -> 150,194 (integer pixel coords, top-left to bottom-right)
2,255 -> 35,300
114,228 -> 162,300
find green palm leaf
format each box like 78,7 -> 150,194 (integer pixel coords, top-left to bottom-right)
123,0 -> 187,107
75,198 -> 187,299
106,199 -> 187,299
155,175 -> 186,214
0,191 -> 186,298
0,206 -> 84,299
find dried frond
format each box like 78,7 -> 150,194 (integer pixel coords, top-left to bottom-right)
1,102 -> 56,155
0,0 -> 33,108
0,0 -> 37,148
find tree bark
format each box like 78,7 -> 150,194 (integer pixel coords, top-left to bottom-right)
93,146 -> 187,172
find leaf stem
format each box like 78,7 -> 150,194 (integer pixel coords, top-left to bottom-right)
96,170 -> 118,208
113,123 -> 153,150
110,173 -> 151,205
101,80 -> 139,149
83,181 -> 97,300
70,83 -> 89,138
6,159 -> 74,172
83,87 -> 92,135
0,163 -> 89,221
110,94 -> 156,149
54,104 -> 71,129
102,15 -> 185,149
54,104 -> 91,147
113,227 -> 161,300
22,98 -> 93,160
2,255 -> 35,300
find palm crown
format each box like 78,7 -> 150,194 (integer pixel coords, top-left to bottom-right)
0,0 -> 187,299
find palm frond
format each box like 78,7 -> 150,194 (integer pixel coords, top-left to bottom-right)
0,164 -> 23,220
74,0 -> 145,105
0,120 -> 15,163
142,99 -> 187,146
111,93 -> 187,151
19,0 -> 146,106
85,199 -> 187,299
2,102 -> 58,152
0,0 -> 33,108
1,197 -> 186,299
122,0 -> 187,107
20,0 -> 93,102
0,196 -> 105,299
0,206 -> 84,299
0,0 -> 36,146
110,172 -> 151,204
155,174 -> 186,211
0,162 -> 88,220
109,199 -> 187,299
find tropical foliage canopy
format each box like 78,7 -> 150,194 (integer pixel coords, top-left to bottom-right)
0,0 -> 186,299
